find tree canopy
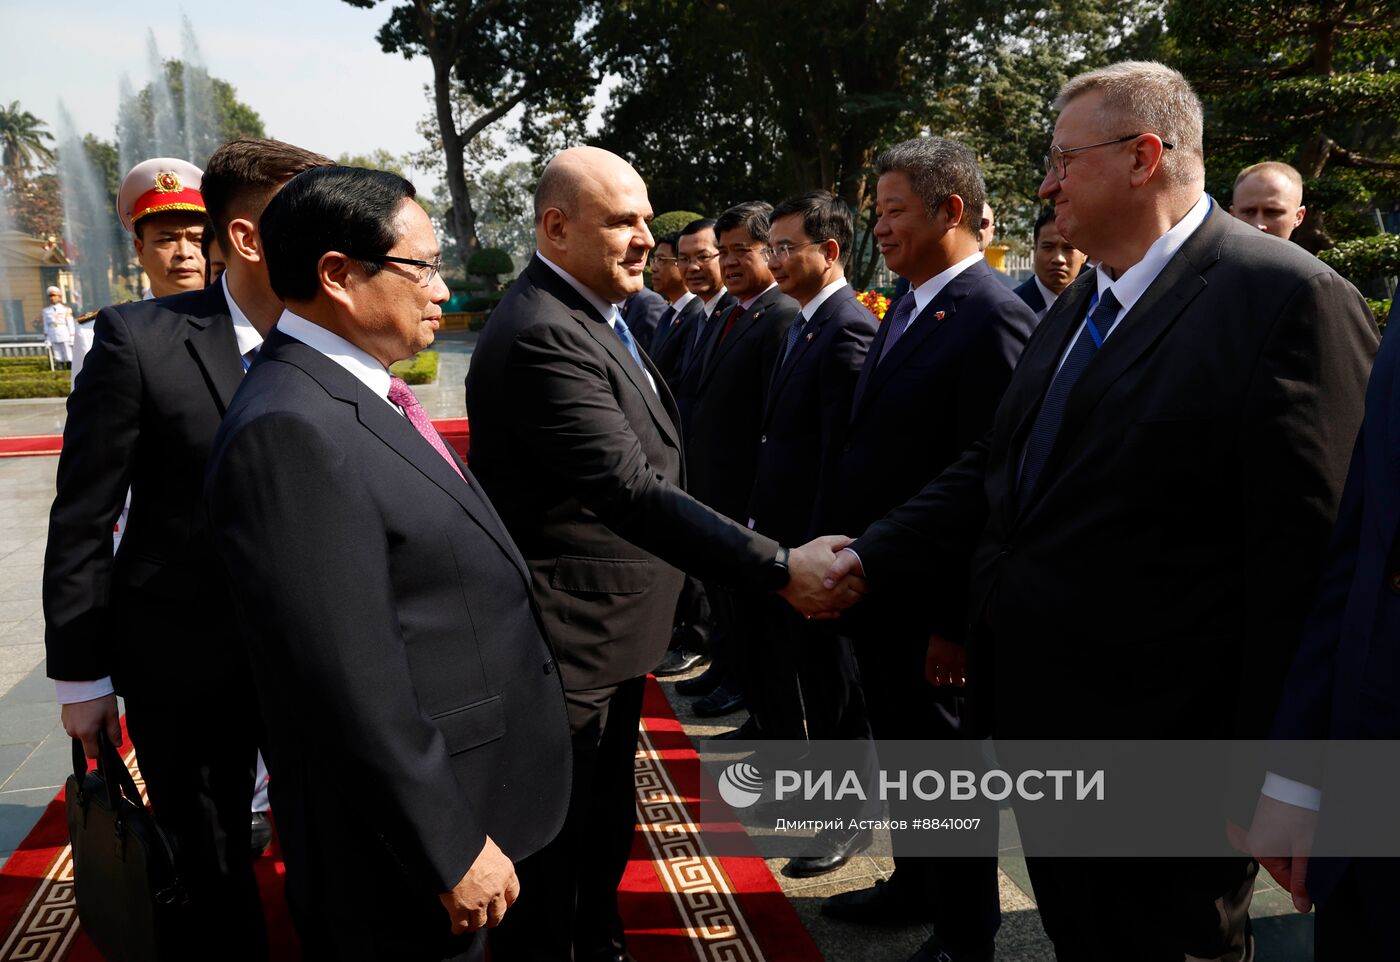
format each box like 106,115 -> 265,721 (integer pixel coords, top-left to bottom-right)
0,101 -> 57,190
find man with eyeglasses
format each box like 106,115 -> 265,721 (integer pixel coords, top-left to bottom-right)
645,231 -> 698,358
820,60 -> 1377,960
813,136 -> 1035,962
45,138 -> 332,960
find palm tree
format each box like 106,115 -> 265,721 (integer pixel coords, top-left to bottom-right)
0,101 -> 57,190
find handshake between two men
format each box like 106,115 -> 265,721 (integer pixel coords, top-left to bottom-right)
775,535 -> 869,619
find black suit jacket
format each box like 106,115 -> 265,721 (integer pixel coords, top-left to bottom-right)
853,207 -> 1379,740
1012,276 -> 1048,317
686,285 -> 800,522
651,295 -> 703,381
44,283 -> 248,696
747,284 -> 876,546
668,291 -> 737,435
204,329 -> 570,951
465,257 -> 780,690
622,286 -> 667,349
815,259 -> 1037,638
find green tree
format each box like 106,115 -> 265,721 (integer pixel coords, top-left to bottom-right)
336,150 -> 412,177
467,246 -> 514,288
0,101 -> 57,189
1168,0 -> 1400,257
344,0 -> 596,272
118,60 -> 266,169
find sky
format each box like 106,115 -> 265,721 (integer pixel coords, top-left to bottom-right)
0,0 -> 482,192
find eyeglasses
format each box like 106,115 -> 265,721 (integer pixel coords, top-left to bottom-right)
351,252 -> 443,288
652,255 -> 679,267
716,244 -> 763,259
1043,134 -> 1175,180
763,241 -> 826,262
676,252 -> 719,267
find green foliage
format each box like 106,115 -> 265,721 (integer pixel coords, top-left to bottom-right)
118,59 -> 266,168
0,100 -> 56,188
1368,298 -> 1392,330
0,371 -> 69,398
336,149 -> 410,177
467,246 -> 513,278
0,357 -> 53,371
460,291 -> 505,312
389,350 -> 440,386
1318,233 -> 1400,283
649,211 -> 706,239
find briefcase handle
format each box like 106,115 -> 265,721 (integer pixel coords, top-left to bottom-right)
70,730 -> 145,820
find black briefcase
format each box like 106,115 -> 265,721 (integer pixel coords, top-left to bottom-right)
65,730 -> 187,961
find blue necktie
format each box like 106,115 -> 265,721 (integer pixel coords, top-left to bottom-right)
612,311 -> 647,373
778,315 -> 807,369
1018,288 -> 1122,498
877,292 -> 917,364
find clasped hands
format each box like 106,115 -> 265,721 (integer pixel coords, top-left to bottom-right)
777,534 -> 868,618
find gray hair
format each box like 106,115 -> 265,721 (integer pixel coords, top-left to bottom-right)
1055,61 -> 1204,189
875,137 -> 986,237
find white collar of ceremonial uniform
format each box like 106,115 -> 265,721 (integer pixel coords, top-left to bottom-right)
274,310 -> 395,409
536,251 -> 623,323
801,279 -> 849,321
1095,193 -> 1211,315
222,273 -> 264,358
912,250 -> 985,318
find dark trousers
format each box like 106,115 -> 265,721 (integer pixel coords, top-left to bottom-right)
124,688 -> 266,962
1023,856 -> 1256,962
848,617 -> 1000,957
1315,861 -> 1400,961
669,575 -> 713,655
493,675 -> 647,961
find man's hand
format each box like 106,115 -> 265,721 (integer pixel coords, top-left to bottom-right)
61,694 -> 121,759
779,536 -> 867,618
925,634 -> 967,687
439,836 -> 520,934
1242,794 -> 1317,913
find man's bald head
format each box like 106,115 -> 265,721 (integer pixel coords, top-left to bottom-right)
534,146 -> 655,303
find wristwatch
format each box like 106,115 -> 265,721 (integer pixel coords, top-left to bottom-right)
768,545 -> 791,589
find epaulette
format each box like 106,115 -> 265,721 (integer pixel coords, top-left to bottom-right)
77,300 -> 136,324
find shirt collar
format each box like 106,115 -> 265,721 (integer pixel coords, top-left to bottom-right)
739,282 -> 777,312
911,250 -> 986,317
672,290 -> 697,312
274,309 -> 394,407
536,251 -> 622,323
1095,193 -> 1211,315
222,273 -> 264,357
1033,276 -> 1060,313
802,279 -> 849,321
702,288 -> 729,317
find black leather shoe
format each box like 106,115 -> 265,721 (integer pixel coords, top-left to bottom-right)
692,680 -> 744,717
709,717 -> 762,741
675,662 -> 725,696
654,646 -> 706,676
906,935 -> 992,962
784,826 -> 873,878
250,811 -> 272,859
821,878 -> 933,925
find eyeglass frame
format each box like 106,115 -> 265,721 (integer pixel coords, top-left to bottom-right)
763,240 -> 829,262
348,252 -> 443,288
651,253 -> 680,267
1043,133 -> 1175,181
676,251 -> 720,268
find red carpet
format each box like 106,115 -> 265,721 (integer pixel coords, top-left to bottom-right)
0,418 -> 471,460
0,680 -> 818,960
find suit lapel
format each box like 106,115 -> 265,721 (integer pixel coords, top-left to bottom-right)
183,285 -> 243,416
1002,272 -> 1097,460
699,286 -> 779,390
765,287 -> 847,422
680,293 -> 733,381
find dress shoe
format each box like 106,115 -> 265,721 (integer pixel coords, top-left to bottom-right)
821,878 -> 934,925
784,826 -> 873,878
675,662 -> 725,696
653,646 -> 706,677
906,935 -> 992,962
692,680 -> 744,717
708,717 -> 762,741
250,811 -> 272,859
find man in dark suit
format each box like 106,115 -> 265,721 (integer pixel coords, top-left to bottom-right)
1243,300 -> 1400,959
824,61 -> 1377,960
815,138 -> 1037,962
205,166 -> 569,961
463,145 -> 862,962
644,230 -> 696,358
44,138 -> 330,960
1013,207 -> 1087,320
683,201 -> 801,718
663,217 -> 736,430
620,285 -> 665,348
738,189 -> 877,872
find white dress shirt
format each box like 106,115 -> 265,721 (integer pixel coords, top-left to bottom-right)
536,252 -> 657,394
1033,277 -> 1060,316
671,290 -> 697,312
910,251 -> 987,321
801,279 -> 849,321
275,310 -> 397,407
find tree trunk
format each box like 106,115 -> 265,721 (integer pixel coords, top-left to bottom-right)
432,63 -> 482,272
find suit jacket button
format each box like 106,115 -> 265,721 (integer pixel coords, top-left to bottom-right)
1390,572 -> 1400,595
760,434 -> 767,444
1000,544 -> 1011,558
543,660 -> 555,674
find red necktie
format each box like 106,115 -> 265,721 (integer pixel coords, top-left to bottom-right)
718,304 -> 745,344
388,375 -> 465,481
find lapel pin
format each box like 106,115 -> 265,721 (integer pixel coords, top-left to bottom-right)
805,332 -> 814,342
935,310 -> 946,320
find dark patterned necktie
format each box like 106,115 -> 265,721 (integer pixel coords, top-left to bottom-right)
877,292 -> 917,364
1017,289 -> 1122,498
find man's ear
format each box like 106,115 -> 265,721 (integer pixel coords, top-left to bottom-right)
132,236 -> 145,257
319,252 -> 355,310
226,218 -> 262,264
539,208 -> 567,249
1294,206 -> 1307,230
1128,135 -> 1169,188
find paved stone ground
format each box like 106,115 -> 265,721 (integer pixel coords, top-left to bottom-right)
0,327 -> 1316,957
